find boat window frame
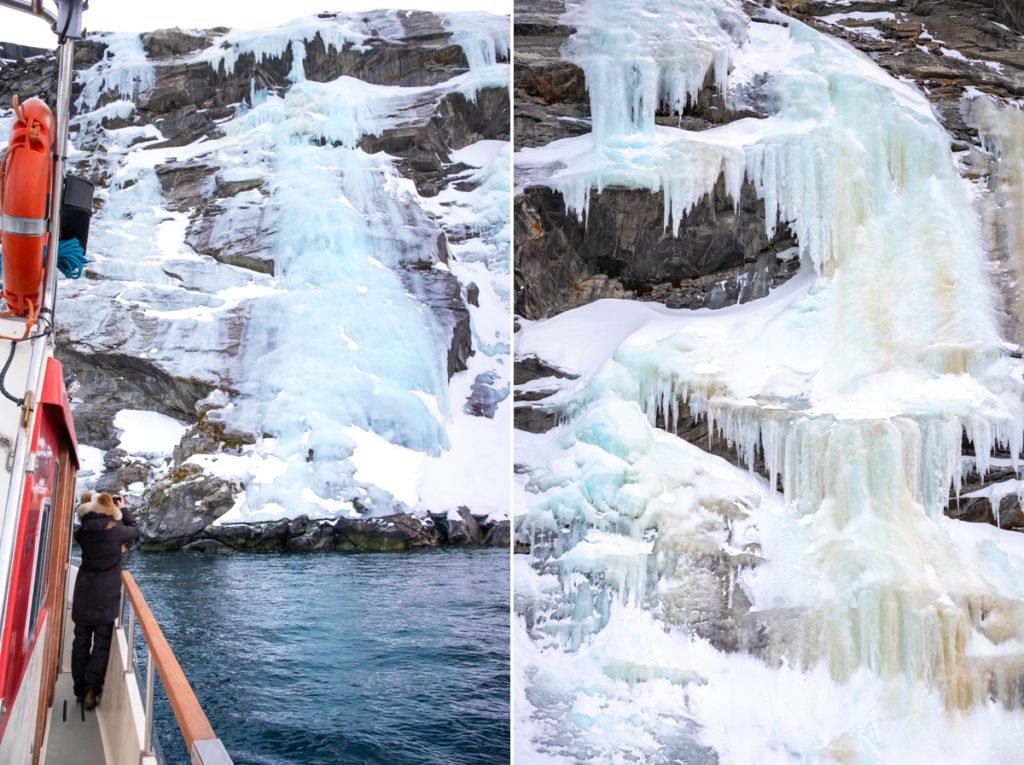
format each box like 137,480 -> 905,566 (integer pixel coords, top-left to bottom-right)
23,431 -> 58,648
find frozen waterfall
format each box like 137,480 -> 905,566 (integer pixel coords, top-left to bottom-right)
516,1 -> 1024,761
53,12 -> 510,524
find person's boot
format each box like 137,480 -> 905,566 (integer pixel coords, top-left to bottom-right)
83,688 -> 97,710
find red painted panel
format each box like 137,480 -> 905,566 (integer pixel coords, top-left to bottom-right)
40,358 -> 77,469
0,404 -> 60,738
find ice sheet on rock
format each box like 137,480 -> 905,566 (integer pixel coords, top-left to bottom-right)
560,0 -> 746,143
442,12 -> 509,69
972,98 -> 1024,338
516,2 -> 1024,760
820,11 -> 897,24
194,12 -> 403,76
60,12 -> 510,522
207,36 -> 509,519
76,32 -> 155,111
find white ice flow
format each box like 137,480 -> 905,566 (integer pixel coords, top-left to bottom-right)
516,2 -> 1024,762
51,11 -> 511,523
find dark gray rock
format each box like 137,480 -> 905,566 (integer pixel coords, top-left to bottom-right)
141,28 -> 212,59
0,49 -> 59,109
948,465 -> 1024,528
172,415 -> 255,464
150,105 -> 224,149
185,199 -> 276,276
0,42 -> 49,61
283,516 -> 336,552
998,0 -> 1024,32
513,0 -> 591,148
334,513 -> 442,551
154,160 -> 215,213
304,22 -> 469,87
137,467 -> 241,549
361,87 -> 510,197
183,538 -> 234,554
215,172 -> 264,197
95,451 -> 151,494
399,263 -> 473,378
58,346 -> 214,449
482,519 -> 511,546
257,519 -> 292,548
205,523 -> 252,545
514,356 -> 576,434
514,402 -> 560,434
465,371 -> 509,418
514,356 -> 577,385
444,507 -> 483,545
515,180 -> 797,320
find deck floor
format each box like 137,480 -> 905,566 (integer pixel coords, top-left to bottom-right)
42,672 -> 106,765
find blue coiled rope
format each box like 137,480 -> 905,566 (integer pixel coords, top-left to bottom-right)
55,238 -> 87,279
1,238 -> 88,280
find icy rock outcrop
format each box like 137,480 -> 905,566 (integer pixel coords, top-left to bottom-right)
516,1 -> 1024,761
513,0 -> 787,321
0,10 -> 511,547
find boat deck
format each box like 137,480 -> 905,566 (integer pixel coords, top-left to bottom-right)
41,567 -> 109,765
43,672 -> 105,765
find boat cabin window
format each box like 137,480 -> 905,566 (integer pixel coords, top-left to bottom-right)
26,496 -> 52,639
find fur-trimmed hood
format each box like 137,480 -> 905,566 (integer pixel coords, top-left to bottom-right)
76,491 -> 121,522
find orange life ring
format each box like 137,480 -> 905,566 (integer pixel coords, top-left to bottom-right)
0,95 -> 53,317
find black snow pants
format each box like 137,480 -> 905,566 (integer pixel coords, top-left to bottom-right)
71,622 -> 114,699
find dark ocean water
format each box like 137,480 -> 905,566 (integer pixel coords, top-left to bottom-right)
125,548 -> 509,765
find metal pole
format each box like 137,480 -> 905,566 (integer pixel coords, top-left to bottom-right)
44,34 -> 75,329
126,605 -> 135,672
143,653 -> 155,758
0,0 -> 57,25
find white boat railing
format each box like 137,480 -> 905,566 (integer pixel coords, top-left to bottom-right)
116,572 -> 233,765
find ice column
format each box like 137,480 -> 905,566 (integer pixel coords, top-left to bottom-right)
973,98 -> 1024,347
233,76 -> 451,516
561,0 -> 747,143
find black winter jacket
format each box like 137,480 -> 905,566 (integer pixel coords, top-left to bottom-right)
72,508 -> 140,625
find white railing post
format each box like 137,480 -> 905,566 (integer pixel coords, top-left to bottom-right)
143,653 -> 155,759
126,605 -> 136,672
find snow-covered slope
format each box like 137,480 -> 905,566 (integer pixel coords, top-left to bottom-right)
515,1 -> 1024,761
0,10 -> 510,547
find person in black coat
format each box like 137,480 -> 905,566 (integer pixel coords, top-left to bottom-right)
71,490 -> 140,709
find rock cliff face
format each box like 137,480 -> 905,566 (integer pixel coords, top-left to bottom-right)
0,11 -> 511,549
513,0 -> 788,320
513,0 -> 1024,531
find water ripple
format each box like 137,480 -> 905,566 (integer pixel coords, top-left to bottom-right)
126,548 -> 509,765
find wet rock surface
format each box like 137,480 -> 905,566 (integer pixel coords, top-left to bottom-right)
144,510 -> 510,552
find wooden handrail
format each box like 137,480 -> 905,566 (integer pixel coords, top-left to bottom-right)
120,570 -> 217,751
